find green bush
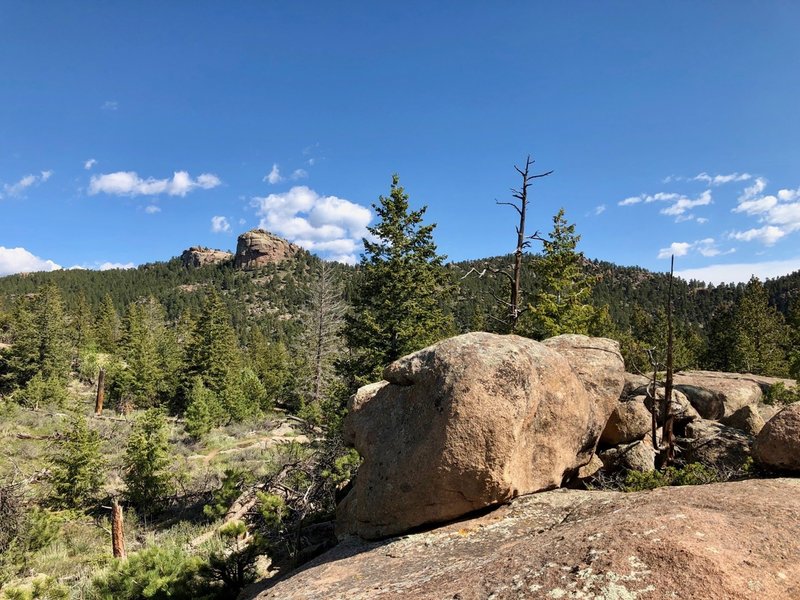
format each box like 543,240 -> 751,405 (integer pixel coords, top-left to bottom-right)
203,469 -> 254,522
49,415 -> 106,509
624,463 -> 719,492
764,382 -> 800,406
90,544 -> 212,600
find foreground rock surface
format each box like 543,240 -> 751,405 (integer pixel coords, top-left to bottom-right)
250,479 -> 800,600
338,333 -> 624,539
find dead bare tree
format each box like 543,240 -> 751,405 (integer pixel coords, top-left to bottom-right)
463,155 -> 552,332
662,255 -> 676,464
298,262 -> 346,413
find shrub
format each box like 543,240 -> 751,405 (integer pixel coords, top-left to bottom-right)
623,462 -> 719,492
764,382 -> 800,406
203,469 -> 254,522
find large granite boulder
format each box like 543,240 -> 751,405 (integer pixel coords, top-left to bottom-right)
233,229 -> 301,269
251,479 -> 800,600
338,332 -> 624,539
673,371 -> 764,419
753,403 -> 800,471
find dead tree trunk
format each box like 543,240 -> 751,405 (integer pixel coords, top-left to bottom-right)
111,499 -> 126,559
95,368 -> 105,416
661,256 -> 676,464
496,155 -> 553,332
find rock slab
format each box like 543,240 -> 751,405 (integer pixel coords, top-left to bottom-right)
251,479 -> 800,600
338,332 -> 624,540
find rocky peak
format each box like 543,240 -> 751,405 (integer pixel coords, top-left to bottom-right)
234,229 -> 301,270
180,246 -> 233,268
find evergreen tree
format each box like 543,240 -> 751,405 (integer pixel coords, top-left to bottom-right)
0,297 -> 39,390
184,376 -> 220,439
123,409 -> 174,515
95,294 -> 121,353
71,291 -> 95,351
35,283 -> 71,383
524,209 -> 596,339
248,328 -> 290,409
186,291 -> 241,394
343,174 -> 454,384
729,277 -> 789,375
49,415 -> 105,508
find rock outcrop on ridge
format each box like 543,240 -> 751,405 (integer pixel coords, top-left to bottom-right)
180,246 -> 233,268
251,478 -> 800,600
233,229 -> 301,270
337,332 -> 625,540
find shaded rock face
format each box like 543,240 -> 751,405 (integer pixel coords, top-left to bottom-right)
180,246 -> 232,268
683,419 -> 753,469
753,403 -> 800,471
233,229 -> 301,270
721,404 -> 766,436
600,396 -> 652,446
338,332 -> 624,540
252,479 -> 800,600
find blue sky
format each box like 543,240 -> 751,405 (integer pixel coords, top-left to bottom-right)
2,2 -> 800,283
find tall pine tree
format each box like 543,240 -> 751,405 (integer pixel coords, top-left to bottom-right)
343,174 -> 454,385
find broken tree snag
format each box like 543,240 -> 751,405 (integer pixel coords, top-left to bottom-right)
111,498 -> 126,559
662,255 -> 676,464
95,368 -> 106,416
495,155 -> 553,332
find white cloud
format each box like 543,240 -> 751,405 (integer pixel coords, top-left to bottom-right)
730,178 -> 800,245
659,190 -> 712,217
144,205 -> 161,214
0,247 -> 61,276
98,262 -> 135,271
84,158 -> 97,170
88,170 -> 221,197
733,195 -> 777,215
675,258 -> 800,285
657,242 -> 692,259
102,100 -> 118,111
264,164 -> 283,184
2,171 -> 53,197
693,172 -> 751,185
291,168 -> 308,180
657,238 -> 732,260
696,217 -> 709,224
211,215 -> 231,233
618,196 -> 642,206
729,226 -> 786,246
252,185 -> 372,264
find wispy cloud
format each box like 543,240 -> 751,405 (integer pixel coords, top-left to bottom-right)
144,205 -> 161,214
89,171 -> 221,197
251,185 -> 372,264
1,170 -> 53,198
265,163 -> 283,184
211,215 -> 231,233
729,226 -> 786,246
101,100 -> 118,111
84,158 -> 97,170
291,168 -> 308,180
663,172 -> 752,185
618,189 -> 712,221
587,204 -> 606,216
